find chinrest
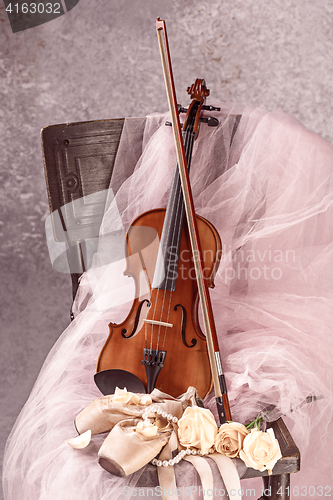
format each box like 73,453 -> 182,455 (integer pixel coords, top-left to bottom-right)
94,369 -> 146,395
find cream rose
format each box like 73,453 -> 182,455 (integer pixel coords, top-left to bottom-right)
215,422 -> 249,458
178,406 -> 218,454
239,428 -> 282,474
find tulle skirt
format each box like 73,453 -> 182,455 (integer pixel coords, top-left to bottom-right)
3,102 -> 333,499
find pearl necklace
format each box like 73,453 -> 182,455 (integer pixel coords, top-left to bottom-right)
142,406 -> 214,468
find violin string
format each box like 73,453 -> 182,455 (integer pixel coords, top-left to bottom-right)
148,109 -> 196,353
148,134 -> 182,350
159,117 -> 195,350
143,301 -> 147,348
148,166 -> 183,350
159,154 -> 187,348
154,143 -> 184,350
160,127 -> 192,349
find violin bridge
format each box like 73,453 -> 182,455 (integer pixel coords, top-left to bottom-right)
143,319 -> 173,328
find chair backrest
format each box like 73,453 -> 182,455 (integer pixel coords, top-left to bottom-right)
41,118 -> 127,314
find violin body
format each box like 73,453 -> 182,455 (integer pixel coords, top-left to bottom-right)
96,207 -> 222,399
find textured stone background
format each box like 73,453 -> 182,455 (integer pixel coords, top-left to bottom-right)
1,0 -> 333,497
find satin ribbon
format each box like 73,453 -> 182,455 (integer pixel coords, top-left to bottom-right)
209,454 -> 242,500
184,455 -> 214,500
157,432 -> 178,500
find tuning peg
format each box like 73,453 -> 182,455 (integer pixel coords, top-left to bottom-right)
202,105 -> 221,111
177,104 -> 188,114
200,116 -> 219,127
165,121 -> 184,127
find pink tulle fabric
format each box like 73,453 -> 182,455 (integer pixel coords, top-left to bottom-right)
3,102 -> 333,499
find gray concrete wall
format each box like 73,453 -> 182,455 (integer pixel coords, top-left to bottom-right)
1,0 -> 333,497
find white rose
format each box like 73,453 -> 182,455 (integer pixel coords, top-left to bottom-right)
215,422 -> 249,458
239,428 -> 282,474
178,406 -> 218,454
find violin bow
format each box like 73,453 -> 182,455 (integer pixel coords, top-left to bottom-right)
156,18 -> 232,424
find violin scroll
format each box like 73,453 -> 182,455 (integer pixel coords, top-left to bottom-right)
187,79 -> 210,102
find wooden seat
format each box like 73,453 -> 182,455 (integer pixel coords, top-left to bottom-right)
41,117 -> 300,499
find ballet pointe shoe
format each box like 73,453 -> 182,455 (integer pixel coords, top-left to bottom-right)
75,395 -> 147,435
98,419 -> 171,476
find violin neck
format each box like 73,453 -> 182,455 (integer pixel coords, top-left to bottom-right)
151,126 -> 196,291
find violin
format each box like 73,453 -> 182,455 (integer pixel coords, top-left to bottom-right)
96,18 -> 231,423
96,80 -> 219,398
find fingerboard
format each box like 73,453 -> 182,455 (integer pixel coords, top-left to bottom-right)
152,127 -> 195,291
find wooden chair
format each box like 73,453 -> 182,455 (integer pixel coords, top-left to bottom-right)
41,117 -> 300,499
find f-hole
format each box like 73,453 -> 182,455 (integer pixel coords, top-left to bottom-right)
174,303 -> 197,348
121,299 -> 151,338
